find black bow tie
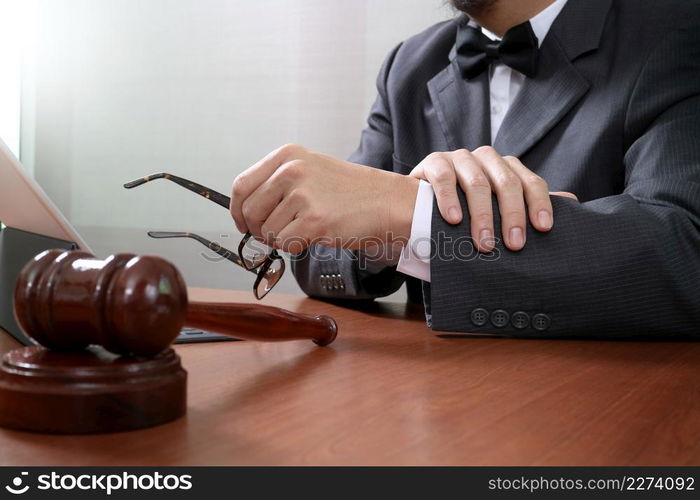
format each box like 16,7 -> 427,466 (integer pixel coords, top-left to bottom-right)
455,20 -> 539,80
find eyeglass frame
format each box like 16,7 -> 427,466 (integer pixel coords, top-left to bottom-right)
146,231 -> 284,300
123,172 -> 284,299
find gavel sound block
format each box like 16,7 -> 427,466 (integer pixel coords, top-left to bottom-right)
0,250 -> 337,434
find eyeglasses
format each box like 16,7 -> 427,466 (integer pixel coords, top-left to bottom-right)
123,172 -> 284,299
147,231 -> 284,300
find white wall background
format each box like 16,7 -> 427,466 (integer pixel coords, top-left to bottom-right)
20,0 -> 454,294
0,0 -> 36,159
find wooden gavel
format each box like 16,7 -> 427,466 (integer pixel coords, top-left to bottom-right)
14,249 -> 337,356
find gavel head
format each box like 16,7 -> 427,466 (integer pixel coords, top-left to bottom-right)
14,250 -> 188,357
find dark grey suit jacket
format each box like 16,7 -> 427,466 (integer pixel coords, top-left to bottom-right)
292,0 -> 700,338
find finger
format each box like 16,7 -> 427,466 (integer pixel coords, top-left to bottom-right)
258,191 -> 304,246
550,191 -> 579,201
275,218 -> 314,254
230,143 -> 306,232
418,153 -> 462,224
474,146 -> 526,251
451,149 -> 495,252
241,160 -> 303,237
503,156 -> 553,232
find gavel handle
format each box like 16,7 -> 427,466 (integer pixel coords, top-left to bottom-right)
185,301 -> 338,346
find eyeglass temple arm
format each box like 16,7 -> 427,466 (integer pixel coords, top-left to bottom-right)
124,173 -> 231,209
147,231 -> 251,272
127,174 -> 281,258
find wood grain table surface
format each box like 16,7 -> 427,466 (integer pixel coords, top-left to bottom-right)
0,288 -> 698,465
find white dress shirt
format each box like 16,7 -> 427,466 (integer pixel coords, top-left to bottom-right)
396,0 -> 568,282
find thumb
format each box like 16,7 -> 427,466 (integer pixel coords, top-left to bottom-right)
408,165 -> 426,179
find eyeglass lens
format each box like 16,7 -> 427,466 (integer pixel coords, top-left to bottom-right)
255,258 -> 285,299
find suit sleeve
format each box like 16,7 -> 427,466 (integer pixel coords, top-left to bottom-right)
291,43 -> 407,300
429,16 -> 700,337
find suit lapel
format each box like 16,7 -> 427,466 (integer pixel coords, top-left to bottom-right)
427,59 -> 490,151
492,37 -> 590,157
427,0 -> 613,157
493,0 -> 613,157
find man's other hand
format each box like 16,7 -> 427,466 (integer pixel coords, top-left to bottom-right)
230,144 -> 419,254
409,146 -> 578,252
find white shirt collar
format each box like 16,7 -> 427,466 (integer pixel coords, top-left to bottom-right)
473,0 -> 568,48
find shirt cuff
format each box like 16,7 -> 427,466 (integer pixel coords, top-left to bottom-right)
397,180 -> 433,282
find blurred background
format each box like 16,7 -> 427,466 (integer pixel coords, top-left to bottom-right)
0,0 -> 453,298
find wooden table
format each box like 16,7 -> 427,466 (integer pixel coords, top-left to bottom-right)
0,288 -> 699,466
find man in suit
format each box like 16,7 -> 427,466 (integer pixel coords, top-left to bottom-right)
229,0 -> 700,337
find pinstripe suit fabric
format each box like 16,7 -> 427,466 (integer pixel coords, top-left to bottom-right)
292,0 -> 700,338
